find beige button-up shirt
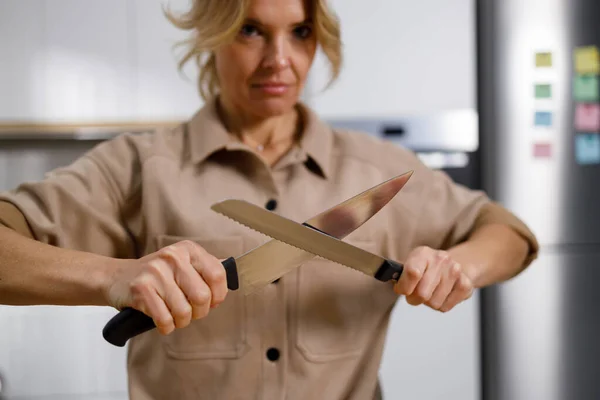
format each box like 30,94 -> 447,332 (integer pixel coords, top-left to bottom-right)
0,99 -> 538,399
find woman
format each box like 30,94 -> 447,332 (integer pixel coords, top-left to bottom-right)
0,0 -> 538,399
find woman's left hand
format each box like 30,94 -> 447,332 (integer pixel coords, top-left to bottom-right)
393,246 -> 474,312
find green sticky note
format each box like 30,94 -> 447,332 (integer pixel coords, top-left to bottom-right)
573,75 -> 599,102
535,84 -> 552,98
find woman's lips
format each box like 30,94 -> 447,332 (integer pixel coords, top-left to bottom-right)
252,83 -> 290,95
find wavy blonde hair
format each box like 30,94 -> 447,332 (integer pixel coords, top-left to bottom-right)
164,0 -> 342,101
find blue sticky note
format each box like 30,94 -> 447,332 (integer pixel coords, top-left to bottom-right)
534,111 -> 553,126
575,133 -> 600,165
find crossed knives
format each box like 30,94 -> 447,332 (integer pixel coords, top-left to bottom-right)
103,171 -> 413,347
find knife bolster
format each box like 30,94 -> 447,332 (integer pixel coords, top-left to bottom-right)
374,259 -> 404,282
222,257 -> 239,290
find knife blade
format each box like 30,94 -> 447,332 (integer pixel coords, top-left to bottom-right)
233,171 -> 413,293
102,172 -> 412,347
211,199 -> 406,283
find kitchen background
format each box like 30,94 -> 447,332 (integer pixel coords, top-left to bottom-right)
1,0 -> 599,399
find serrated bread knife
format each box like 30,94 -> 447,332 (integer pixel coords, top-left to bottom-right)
210,200 -> 405,283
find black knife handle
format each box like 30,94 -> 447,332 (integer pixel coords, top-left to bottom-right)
374,259 -> 404,282
102,257 -> 238,347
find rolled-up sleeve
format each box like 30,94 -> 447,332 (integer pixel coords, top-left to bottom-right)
0,134 -> 140,259
415,166 -> 539,267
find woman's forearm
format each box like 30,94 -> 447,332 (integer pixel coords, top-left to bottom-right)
448,223 -> 531,288
0,225 -> 117,306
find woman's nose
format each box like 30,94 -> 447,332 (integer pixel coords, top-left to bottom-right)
263,37 -> 290,70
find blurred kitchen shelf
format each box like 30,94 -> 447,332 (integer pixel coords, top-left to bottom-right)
0,121 -> 182,140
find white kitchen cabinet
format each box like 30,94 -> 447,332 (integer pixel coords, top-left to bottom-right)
0,142 -> 129,400
131,0 -> 203,121
0,0 -> 46,121
306,0 -> 477,118
0,306 -> 128,399
379,294 -> 480,400
41,0 -> 135,122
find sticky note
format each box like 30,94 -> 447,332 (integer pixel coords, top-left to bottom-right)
575,133 -> 600,165
535,84 -> 552,99
573,75 -> 599,102
534,111 -> 553,126
574,46 -> 600,74
536,52 -> 553,67
574,103 -> 600,132
533,142 -> 552,158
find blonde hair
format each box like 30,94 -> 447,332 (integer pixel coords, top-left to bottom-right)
164,0 -> 342,101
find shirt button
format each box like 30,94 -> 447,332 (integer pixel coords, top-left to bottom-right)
266,347 -> 280,362
265,199 -> 277,211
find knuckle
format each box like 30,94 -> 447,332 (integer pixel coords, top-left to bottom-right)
155,315 -> 174,329
415,287 -> 430,302
450,262 -> 462,277
146,260 -> 167,278
129,277 -> 153,297
192,289 -> 212,306
193,304 -> 210,319
206,263 -> 227,284
173,303 -> 192,320
436,251 -> 450,262
416,246 -> 430,256
178,240 -> 196,249
458,276 -> 473,292
405,265 -> 423,281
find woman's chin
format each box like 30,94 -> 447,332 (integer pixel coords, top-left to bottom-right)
249,97 -> 299,118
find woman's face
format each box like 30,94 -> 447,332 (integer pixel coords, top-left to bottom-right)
214,0 -> 317,118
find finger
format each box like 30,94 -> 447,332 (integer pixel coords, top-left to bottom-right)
404,251 -> 450,306
439,274 -> 474,313
404,258 -> 443,306
162,276 -> 195,329
184,242 -> 226,308
394,256 -> 428,297
137,286 -> 175,336
197,254 -> 228,308
175,266 -> 213,318
154,249 -> 195,329
130,265 -> 176,335
172,250 -> 214,317
428,262 -> 461,310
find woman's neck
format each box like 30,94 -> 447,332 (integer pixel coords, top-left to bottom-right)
216,96 -> 301,165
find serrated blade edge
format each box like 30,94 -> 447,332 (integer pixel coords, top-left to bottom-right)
211,200 -> 386,277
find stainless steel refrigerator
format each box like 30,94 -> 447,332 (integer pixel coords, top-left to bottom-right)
477,0 -> 600,399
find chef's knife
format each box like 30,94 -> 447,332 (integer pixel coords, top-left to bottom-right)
102,171 -> 412,347
211,199 -> 406,283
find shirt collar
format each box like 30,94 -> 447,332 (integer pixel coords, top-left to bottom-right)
188,97 -> 334,179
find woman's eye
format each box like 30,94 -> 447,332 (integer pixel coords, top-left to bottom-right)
240,24 -> 259,37
293,25 -> 313,39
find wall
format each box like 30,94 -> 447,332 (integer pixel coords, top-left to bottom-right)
0,0 -> 201,123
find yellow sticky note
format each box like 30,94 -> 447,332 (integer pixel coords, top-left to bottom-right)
574,46 -> 600,74
535,52 -> 553,67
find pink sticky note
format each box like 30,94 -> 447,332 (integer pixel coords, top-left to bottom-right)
575,103 -> 600,132
533,142 -> 552,158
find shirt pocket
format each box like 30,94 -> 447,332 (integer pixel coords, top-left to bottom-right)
156,234 -> 249,360
295,239 -> 398,363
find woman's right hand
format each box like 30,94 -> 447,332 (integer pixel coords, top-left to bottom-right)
104,240 -> 229,335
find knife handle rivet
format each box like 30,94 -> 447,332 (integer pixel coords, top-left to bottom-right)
392,272 -> 400,280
